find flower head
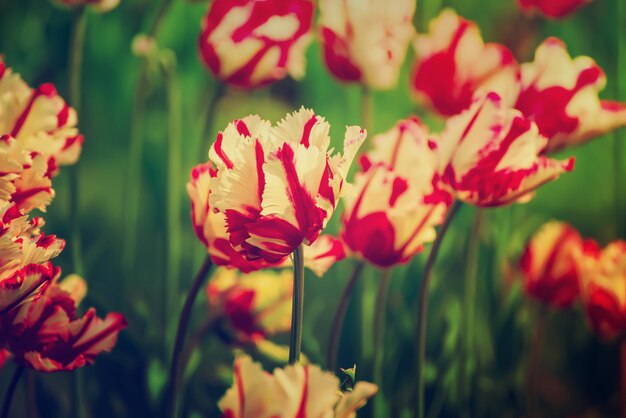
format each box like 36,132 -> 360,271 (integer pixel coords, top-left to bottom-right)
342,118 -> 451,267
0,59 -> 83,172
207,268 -> 292,344
208,109 -> 365,263
520,221 -> 598,308
319,0 -> 415,90
198,0 -> 314,88
411,9 -> 519,116
218,355 -> 376,417
516,37 -> 626,153
0,273 -> 127,372
579,241 -> 626,340
437,92 -> 574,207
517,0 -> 590,18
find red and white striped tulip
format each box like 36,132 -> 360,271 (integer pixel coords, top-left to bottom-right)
319,0 -> 415,90
0,273 -> 127,372
437,92 -> 574,207
516,37 -> 626,153
517,0 -> 590,19
188,163 -> 347,274
209,109 -> 365,264
219,355 -> 377,418
207,268 -> 292,344
342,118 -> 451,267
579,241 -> 626,340
198,0 -> 314,88
520,221 -> 597,308
0,59 -> 83,171
411,9 -> 519,116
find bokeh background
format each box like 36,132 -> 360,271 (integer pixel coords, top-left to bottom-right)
0,0 -> 624,416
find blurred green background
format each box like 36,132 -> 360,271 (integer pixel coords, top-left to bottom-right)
0,0 -> 624,416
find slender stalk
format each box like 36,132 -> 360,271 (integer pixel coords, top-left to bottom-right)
327,261 -> 365,371
162,54 -> 183,357
621,339 -> 626,418
372,269 -> 393,413
289,245 -> 305,364
198,82 -> 225,162
68,6 -> 86,276
526,305 -> 549,418
165,256 -> 214,418
1,366 -> 24,418
360,86 -> 373,132
415,201 -> 462,418
122,0 -> 176,271
457,208 -> 484,409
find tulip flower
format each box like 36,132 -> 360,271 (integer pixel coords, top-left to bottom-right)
52,0 -> 120,12
219,355 -> 377,417
437,92 -> 574,207
0,273 -> 127,372
207,268 -> 292,343
198,0 -> 315,88
411,9 -> 519,116
516,37 -> 626,153
188,164 -> 347,274
579,241 -> 626,340
0,60 -> 83,171
208,109 -> 365,264
517,0 -> 590,19
342,118 -> 451,267
520,221 -> 598,308
319,0 -> 415,90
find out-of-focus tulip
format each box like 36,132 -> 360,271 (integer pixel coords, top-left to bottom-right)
52,0 -> 120,13
437,92 -> 574,207
0,273 -> 127,372
579,241 -> 626,340
0,59 -> 83,171
198,0 -> 314,88
188,163 -> 347,274
411,9 -> 519,116
517,0 -> 590,19
207,268 -> 292,343
520,221 -> 597,308
218,355 -> 377,417
319,0 -> 415,90
516,37 -> 626,153
342,118 -> 451,267
208,109 -> 365,264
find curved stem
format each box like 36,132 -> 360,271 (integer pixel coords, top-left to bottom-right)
526,306 -> 548,418
68,6 -> 86,277
415,201 -> 462,418
198,82 -> 225,162
1,366 -> 24,418
165,256 -> 213,418
327,261 -> 365,371
289,245 -> 305,364
372,268 -> 392,414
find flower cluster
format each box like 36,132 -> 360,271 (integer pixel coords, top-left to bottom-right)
219,355 -> 377,418
411,10 -> 626,153
0,59 -> 125,372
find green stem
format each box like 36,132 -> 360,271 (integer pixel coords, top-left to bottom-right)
122,0 -> 175,271
327,261 -> 365,371
457,208 -> 484,410
198,82 -> 225,162
165,256 -> 213,418
1,366 -> 24,418
526,306 -> 548,418
162,53 -> 183,357
415,201 -> 462,418
289,245 -> 305,364
372,269 -> 392,414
